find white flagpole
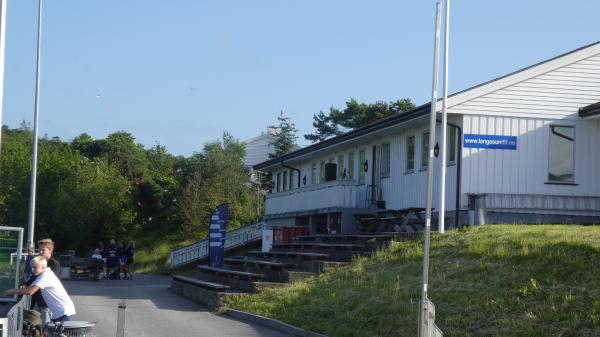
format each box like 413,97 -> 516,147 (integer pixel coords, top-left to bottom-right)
438,0 -> 451,234
418,1 -> 442,336
0,0 -> 7,158
27,0 -> 43,249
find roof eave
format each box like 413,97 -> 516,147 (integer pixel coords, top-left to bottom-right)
253,104 -> 430,171
579,102 -> 600,119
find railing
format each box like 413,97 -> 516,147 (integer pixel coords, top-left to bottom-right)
265,179 -> 357,215
170,222 -> 264,268
0,295 -> 29,337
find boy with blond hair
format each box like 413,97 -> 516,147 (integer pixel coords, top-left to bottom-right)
5,256 -> 76,323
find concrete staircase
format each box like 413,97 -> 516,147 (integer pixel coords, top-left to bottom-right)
171,232 -> 415,307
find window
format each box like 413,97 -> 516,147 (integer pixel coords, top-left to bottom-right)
276,172 -> 281,192
548,125 -> 575,183
358,149 -> 366,184
406,135 -> 415,172
338,154 -> 345,179
421,131 -> 430,169
348,152 -> 355,180
289,171 -> 295,189
311,163 -> 317,184
447,127 -> 457,164
283,170 -> 288,191
320,161 -> 326,183
381,143 -> 391,178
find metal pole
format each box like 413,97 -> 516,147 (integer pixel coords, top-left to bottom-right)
116,299 -> 126,337
27,0 -> 43,249
419,1 -> 442,337
0,0 -> 7,159
438,0 -> 451,234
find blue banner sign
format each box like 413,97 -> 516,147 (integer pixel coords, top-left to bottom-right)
209,203 -> 229,268
464,134 -> 517,150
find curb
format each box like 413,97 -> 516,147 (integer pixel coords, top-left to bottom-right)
224,309 -> 329,337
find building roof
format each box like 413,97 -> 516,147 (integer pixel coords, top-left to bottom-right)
254,41 -> 600,171
579,101 -> 600,119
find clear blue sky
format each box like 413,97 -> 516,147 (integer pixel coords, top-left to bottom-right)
3,0 -> 599,156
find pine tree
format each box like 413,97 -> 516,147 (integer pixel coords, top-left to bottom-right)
303,110 -> 343,143
269,111 -> 298,159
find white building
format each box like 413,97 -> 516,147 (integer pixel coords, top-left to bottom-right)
254,42 -> 600,233
243,127 -> 277,170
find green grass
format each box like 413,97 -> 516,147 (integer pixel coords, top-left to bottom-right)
221,225 -> 600,337
134,238 -> 195,274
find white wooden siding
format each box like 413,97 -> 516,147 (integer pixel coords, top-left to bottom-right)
269,121 -> 461,214
448,53 -> 600,119
460,115 -> 600,208
244,134 -> 275,167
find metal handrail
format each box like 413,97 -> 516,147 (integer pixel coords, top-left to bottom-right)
3,295 -> 29,337
170,221 -> 264,268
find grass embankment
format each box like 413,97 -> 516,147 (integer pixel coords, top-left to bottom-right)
134,237 -> 194,275
222,225 -> 600,337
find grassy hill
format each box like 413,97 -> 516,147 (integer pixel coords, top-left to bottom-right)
221,225 -> 600,337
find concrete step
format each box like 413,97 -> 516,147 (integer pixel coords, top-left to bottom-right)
171,275 -> 232,308
246,250 -> 331,272
224,257 -> 299,282
273,243 -> 366,251
294,234 -> 397,243
196,265 -> 264,293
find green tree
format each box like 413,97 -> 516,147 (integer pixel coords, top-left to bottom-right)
54,158 -> 136,252
330,98 -> 415,130
177,133 -> 263,238
268,111 -> 298,159
304,98 -> 416,141
100,131 -> 149,180
303,110 -> 343,143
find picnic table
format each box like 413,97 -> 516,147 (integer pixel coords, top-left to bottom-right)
357,207 -> 429,233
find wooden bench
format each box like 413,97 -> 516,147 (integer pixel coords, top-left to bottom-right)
172,275 -> 230,292
70,257 -> 103,281
357,207 -> 430,233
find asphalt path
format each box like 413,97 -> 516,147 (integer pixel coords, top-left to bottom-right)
64,274 -> 291,337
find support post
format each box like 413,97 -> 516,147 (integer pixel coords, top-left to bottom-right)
27,0 -> 44,249
438,0 -> 451,234
419,1 -> 443,336
0,0 -> 7,158
116,299 -> 126,337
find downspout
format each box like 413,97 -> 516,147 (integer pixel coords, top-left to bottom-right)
281,161 -> 301,189
436,119 -> 462,228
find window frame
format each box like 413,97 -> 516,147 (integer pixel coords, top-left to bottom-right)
421,131 -> 430,170
347,151 -> 355,180
547,125 -> 576,184
447,127 -> 458,165
311,163 -> 317,185
358,149 -> 366,185
276,172 -> 282,192
406,134 -> 415,173
381,142 -> 391,178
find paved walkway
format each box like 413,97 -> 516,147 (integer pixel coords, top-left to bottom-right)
64,274 -> 290,337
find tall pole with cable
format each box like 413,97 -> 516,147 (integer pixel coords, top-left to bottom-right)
418,1 -> 443,336
438,0 -> 451,234
0,0 -> 8,159
27,0 -> 44,249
